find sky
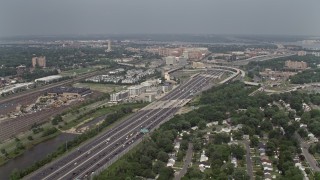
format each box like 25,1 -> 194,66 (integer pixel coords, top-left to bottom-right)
0,0 -> 319,37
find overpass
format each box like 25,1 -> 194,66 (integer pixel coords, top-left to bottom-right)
244,81 -> 261,86
231,53 -> 295,66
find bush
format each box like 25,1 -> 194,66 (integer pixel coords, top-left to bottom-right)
41,127 -> 58,137
27,135 -> 33,141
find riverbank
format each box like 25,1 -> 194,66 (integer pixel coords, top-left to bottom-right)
0,133 -> 77,180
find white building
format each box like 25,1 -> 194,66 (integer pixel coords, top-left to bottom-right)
144,93 -> 156,102
165,56 -> 177,66
128,85 -> 146,97
35,75 -> 63,84
297,51 -> 307,56
312,52 -> 320,57
200,150 -> 209,162
0,82 -> 34,95
110,90 -> 129,102
167,158 -> 175,167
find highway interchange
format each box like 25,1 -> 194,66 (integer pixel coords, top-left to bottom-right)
25,70 -> 227,180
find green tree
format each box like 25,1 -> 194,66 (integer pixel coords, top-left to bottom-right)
231,144 -> 245,160
0,148 -> 7,156
233,169 -> 250,180
250,136 -> 259,147
157,151 -> 169,163
27,135 -> 33,141
153,161 -> 165,174
158,167 -> 174,180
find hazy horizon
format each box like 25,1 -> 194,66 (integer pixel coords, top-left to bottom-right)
1,0 -> 319,37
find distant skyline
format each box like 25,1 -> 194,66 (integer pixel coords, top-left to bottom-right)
0,0 -> 319,37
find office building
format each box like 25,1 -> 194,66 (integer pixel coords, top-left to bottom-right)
128,85 -> 146,97
32,56 -> 46,68
285,60 -> 308,70
165,56 -> 177,66
178,57 -> 188,66
297,51 -> 307,56
106,40 -> 112,52
144,93 -> 156,102
110,90 -> 129,102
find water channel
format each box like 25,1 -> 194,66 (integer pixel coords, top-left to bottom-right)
0,133 -> 77,180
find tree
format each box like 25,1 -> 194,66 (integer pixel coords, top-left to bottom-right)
180,140 -> 189,151
250,136 -> 259,147
266,141 -> 276,156
10,169 -> 21,180
233,130 -> 244,140
27,135 -> 33,141
314,172 -> 320,180
198,120 -> 206,130
233,169 -> 250,180
283,166 -> 303,179
230,144 -> 245,160
0,148 -> 7,156
297,128 -> 308,138
177,150 -> 185,161
15,141 -> 25,150
158,167 -> 174,180
141,168 -> 154,178
157,151 -> 169,163
260,120 -> 273,132
139,155 -> 152,168
183,167 -> 204,179
256,169 -> 264,177
153,161 -> 165,174
222,163 -> 235,175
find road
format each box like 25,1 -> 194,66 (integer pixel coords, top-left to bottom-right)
24,70 -> 225,180
295,133 -> 320,172
174,143 -> 193,180
243,140 -> 254,180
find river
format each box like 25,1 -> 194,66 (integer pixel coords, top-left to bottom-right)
0,133 -> 77,180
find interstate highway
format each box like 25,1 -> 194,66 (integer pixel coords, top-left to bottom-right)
25,70 -> 224,180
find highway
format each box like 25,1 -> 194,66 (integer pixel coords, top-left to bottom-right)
25,70 -> 225,180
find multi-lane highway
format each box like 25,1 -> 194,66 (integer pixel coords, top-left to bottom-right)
25,70 -> 225,180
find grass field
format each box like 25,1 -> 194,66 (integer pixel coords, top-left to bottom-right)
60,67 -> 98,77
73,83 -> 125,93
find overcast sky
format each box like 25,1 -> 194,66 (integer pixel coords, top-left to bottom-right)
0,0 -> 319,37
